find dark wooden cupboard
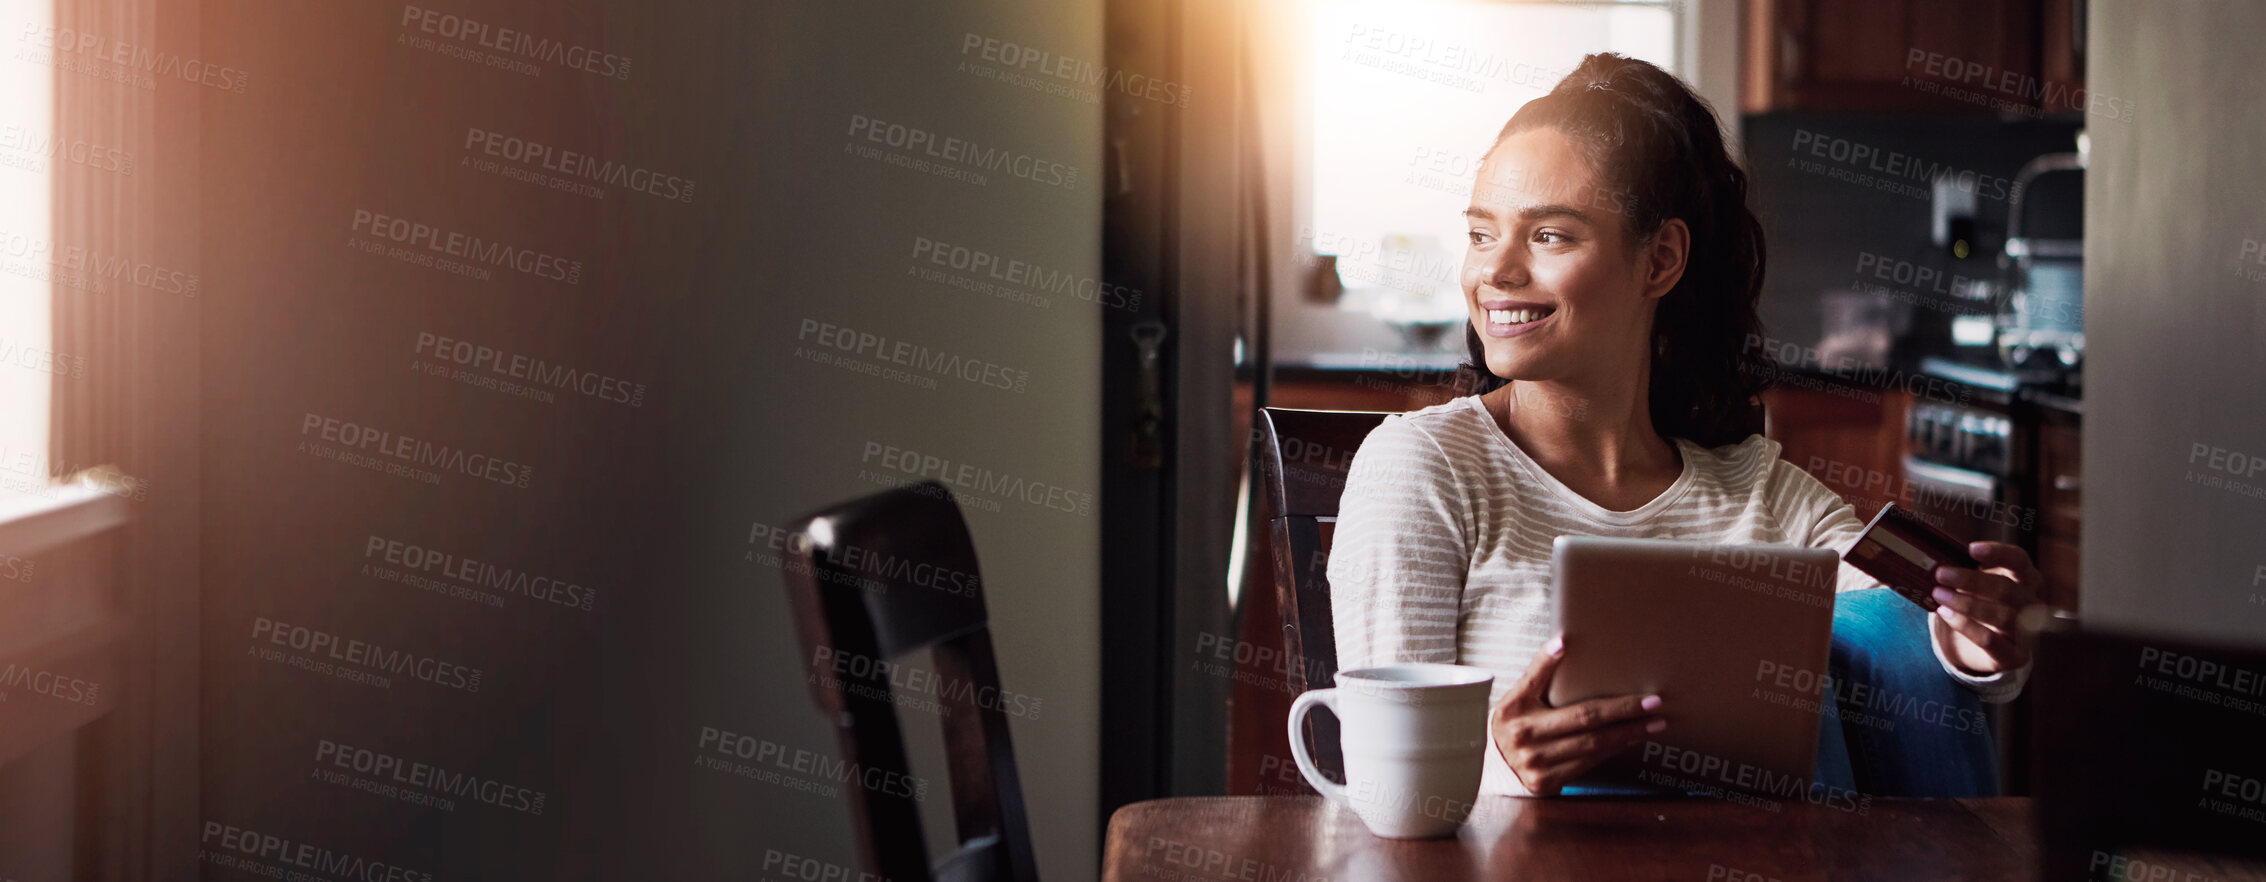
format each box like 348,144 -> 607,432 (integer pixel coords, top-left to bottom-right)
2031,404 -> 2082,612
1742,0 -> 2087,115
1763,380 -> 1912,524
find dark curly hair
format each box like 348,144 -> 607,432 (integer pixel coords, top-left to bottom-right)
1452,52 -> 1772,448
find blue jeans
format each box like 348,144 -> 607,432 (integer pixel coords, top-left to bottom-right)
1809,588 -> 2000,797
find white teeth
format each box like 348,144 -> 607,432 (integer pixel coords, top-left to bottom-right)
1488,308 -> 1548,325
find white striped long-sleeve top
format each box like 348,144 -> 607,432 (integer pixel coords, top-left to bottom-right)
1325,394 -> 2027,796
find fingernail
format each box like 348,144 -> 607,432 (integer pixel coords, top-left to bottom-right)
1936,605 -> 1959,623
1646,719 -> 1668,734
1969,541 -> 1991,556
1931,587 -> 1957,606
1546,635 -> 1565,657
1934,566 -> 1962,585
1641,695 -> 1663,712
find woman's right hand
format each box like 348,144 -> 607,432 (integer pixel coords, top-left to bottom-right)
1490,634 -> 1667,795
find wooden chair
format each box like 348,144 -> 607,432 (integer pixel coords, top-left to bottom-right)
1253,407 -> 1393,785
782,481 -> 1038,882
2030,628 -> 2266,880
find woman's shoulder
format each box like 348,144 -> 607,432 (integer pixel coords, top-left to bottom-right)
1678,433 -> 1846,506
1337,399 -> 1490,533
1676,432 -> 1793,488
1356,396 -> 1499,459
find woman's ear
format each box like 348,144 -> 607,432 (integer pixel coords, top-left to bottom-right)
1640,218 -> 1690,301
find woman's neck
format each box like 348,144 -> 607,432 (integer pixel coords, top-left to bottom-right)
1483,379 -> 1682,510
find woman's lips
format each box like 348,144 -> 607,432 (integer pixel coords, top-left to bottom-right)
1481,306 -> 1554,339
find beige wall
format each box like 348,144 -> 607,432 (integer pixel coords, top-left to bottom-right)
666,1 -> 1105,875
194,0 -> 1100,877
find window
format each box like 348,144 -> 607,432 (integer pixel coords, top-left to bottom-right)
1,0 -> 55,500
1305,0 -> 1678,344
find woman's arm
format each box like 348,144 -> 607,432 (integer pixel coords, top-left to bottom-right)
1774,459 -> 2033,703
1326,417 -> 1473,672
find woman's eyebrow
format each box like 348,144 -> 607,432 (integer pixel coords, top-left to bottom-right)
1462,204 -> 1594,223
1519,204 -> 1594,224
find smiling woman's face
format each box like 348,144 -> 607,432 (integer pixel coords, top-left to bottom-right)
1462,127 -> 1660,387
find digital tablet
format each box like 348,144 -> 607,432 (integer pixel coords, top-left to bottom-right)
1547,536 -> 1840,796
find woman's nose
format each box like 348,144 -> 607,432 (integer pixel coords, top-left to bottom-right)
1468,250 -> 1528,291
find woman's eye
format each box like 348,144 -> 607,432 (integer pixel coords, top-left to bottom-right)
1533,230 -> 1572,245
1467,230 -> 1491,246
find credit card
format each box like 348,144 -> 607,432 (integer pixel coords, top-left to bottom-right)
1844,503 -> 1977,612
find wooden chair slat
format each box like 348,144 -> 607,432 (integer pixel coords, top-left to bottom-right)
1254,408 -> 1393,791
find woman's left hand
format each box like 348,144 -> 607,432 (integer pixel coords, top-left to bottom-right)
1929,541 -> 2046,675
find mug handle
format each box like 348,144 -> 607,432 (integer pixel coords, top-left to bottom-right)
1287,688 -> 1348,805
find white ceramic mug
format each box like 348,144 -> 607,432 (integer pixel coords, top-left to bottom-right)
1286,663 -> 1495,839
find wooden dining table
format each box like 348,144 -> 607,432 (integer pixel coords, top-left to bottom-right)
1103,794 -> 2266,881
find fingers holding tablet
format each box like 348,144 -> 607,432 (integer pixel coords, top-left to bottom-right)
1517,714 -> 1662,794
1491,635 -> 1667,795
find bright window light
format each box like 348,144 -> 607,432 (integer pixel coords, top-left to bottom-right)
1309,0 -> 1676,330
0,0 -> 54,499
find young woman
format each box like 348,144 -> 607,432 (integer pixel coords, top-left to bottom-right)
1327,53 -> 2042,797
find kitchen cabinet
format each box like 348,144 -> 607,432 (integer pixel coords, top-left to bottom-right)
2031,402 -> 2081,612
1763,376 -> 1912,524
1742,0 -> 2086,114
2035,0 -> 2088,113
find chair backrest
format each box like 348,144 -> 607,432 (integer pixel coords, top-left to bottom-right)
2030,628 -> 2266,878
782,481 -> 1038,882
1254,408 -> 1393,788
1254,407 -> 1393,694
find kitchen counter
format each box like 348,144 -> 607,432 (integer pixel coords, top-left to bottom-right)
1239,351 -> 1461,385
1767,355 -> 2042,410
2021,385 -> 2084,417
